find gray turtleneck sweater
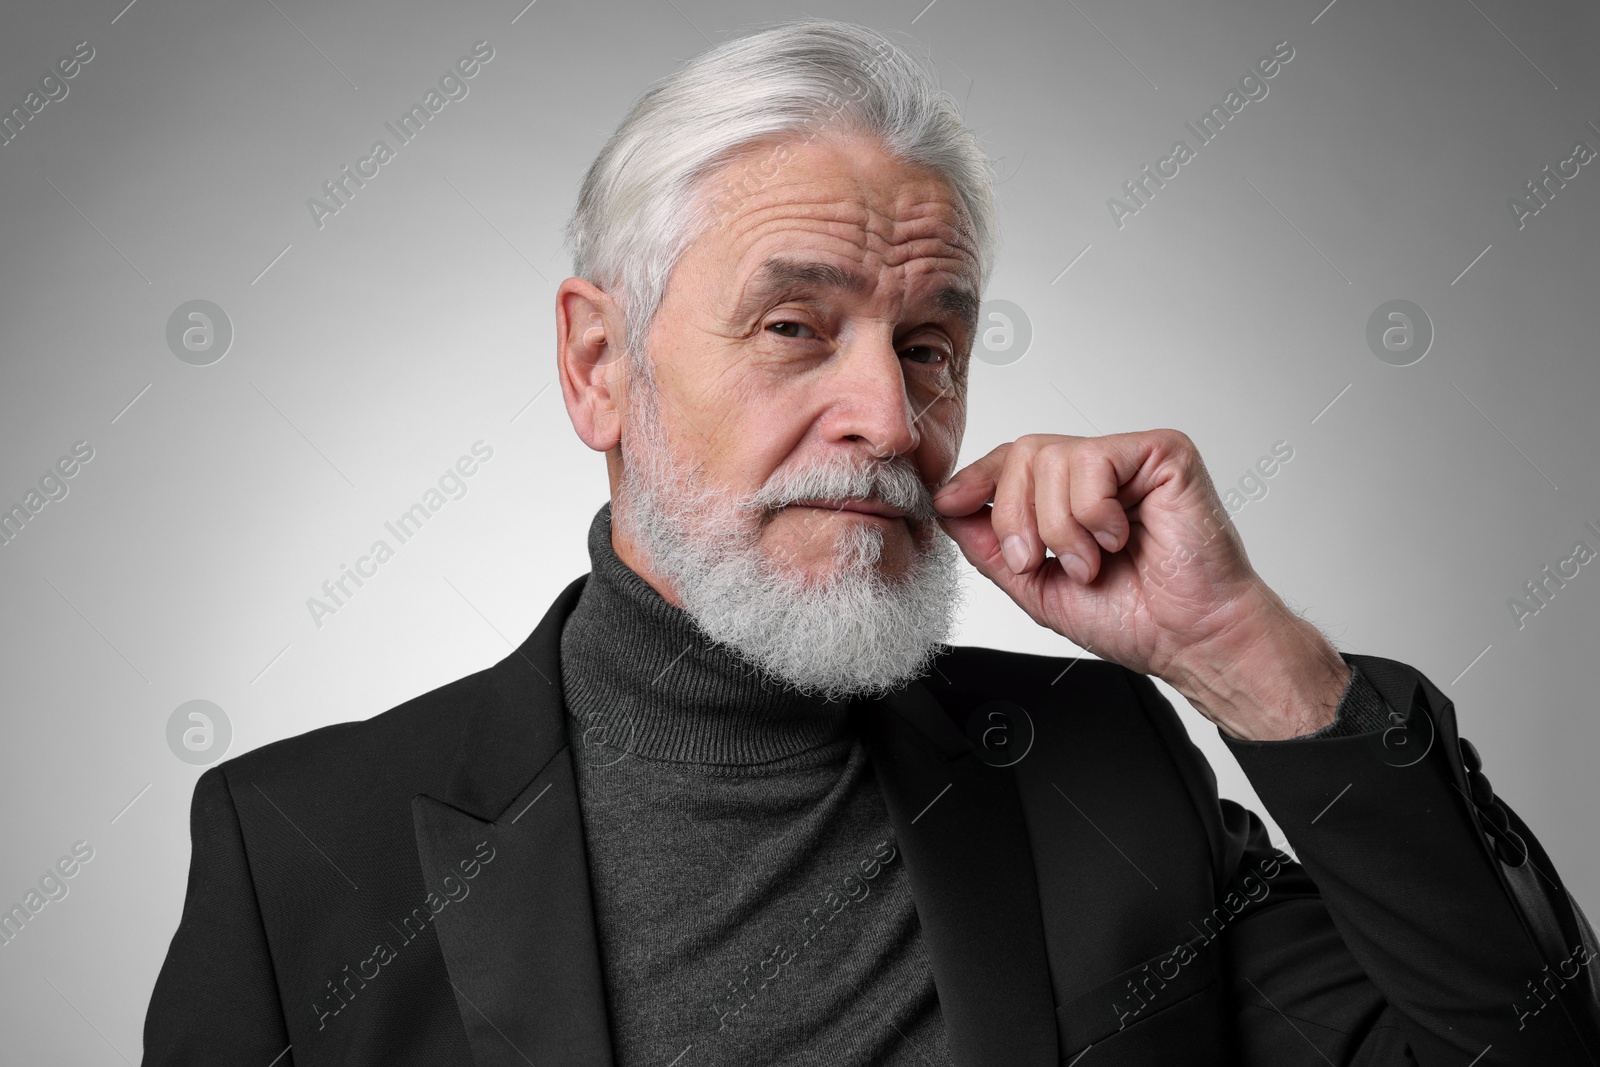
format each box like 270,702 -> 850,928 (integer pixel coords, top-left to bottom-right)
557,501 -> 1392,1065
559,502 -> 950,1065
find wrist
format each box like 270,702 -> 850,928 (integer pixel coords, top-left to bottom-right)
1166,593 -> 1351,741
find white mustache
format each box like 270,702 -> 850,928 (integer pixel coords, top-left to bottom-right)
745,457 -> 939,527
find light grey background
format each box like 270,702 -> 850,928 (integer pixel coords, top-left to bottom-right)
2,0 -> 1597,1058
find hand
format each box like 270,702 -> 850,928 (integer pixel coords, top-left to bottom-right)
932,430 -> 1350,740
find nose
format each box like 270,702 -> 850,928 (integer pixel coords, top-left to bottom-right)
827,330 -> 922,460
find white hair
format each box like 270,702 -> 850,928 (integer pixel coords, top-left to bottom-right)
561,17 -> 998,369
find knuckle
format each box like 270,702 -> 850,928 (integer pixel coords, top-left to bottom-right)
1037,442 -> 1073,479
1157,427 -> 1194,453
1014,432 -> 1049,455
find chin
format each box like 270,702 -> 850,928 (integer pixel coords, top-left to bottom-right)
768,531 -> 919,588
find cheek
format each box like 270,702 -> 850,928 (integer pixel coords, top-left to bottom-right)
717,387 -> 816,482
923,405 -> 965,479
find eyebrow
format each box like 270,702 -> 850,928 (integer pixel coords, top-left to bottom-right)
731,257 -> 980,339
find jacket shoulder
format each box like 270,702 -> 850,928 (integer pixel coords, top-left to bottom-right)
208,659 -> 505,803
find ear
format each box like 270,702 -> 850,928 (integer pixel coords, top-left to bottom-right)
556,277 -> 628,452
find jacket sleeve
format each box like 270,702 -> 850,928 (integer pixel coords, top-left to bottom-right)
1132,651 -> 1600,1065
143,765 -> 294,1065
1126,652 -> 1600,1067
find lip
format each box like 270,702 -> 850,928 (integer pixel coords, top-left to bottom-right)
793,498 -> 907,520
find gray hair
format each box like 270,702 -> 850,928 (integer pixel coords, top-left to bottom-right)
562,18 -> 998,376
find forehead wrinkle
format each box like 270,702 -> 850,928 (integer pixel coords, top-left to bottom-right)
692,152 -> 979,336
721,217 -> 977,325
719,165 -> 969,253
696,131 -> 980,264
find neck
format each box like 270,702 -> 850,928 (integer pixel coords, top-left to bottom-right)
608,496 -> 684,608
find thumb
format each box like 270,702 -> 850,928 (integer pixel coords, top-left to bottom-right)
939,508 -> 1032,598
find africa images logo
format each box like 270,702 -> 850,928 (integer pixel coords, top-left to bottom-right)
1106,40 -> 1295,229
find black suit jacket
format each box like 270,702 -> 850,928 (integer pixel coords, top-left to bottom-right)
143,574 -> 1600,1065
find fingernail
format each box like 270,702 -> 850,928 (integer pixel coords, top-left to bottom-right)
935,479 -> 962,499
1059,553 -> 1087,582
1002,535 -> 1029,572
1094,530 -> 1118,552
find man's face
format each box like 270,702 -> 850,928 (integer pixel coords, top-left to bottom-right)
629,130 -> 981,587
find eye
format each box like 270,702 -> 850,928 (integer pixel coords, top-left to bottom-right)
902,345 -> 949,365
767,320 -> 815,339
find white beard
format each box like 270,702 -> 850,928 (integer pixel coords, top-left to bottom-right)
611,351 -> 965,703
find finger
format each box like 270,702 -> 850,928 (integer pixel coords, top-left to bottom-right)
1070,442 -> 1131,556
939,505 -> 1043,611
1033,442 -> 1101,583
1095,428 -> 1190,512
990,438 -> 1042,574
931,442 -> 1012,516
938,506 -> 1005,578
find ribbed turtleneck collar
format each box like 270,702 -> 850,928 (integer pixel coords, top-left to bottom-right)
558,501 -> 853,766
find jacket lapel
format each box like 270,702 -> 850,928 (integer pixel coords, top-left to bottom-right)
853,673 -> 1060,1066
411,575 -> 616,1066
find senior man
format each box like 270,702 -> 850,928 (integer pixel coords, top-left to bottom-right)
144,18 -> 1599,1067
